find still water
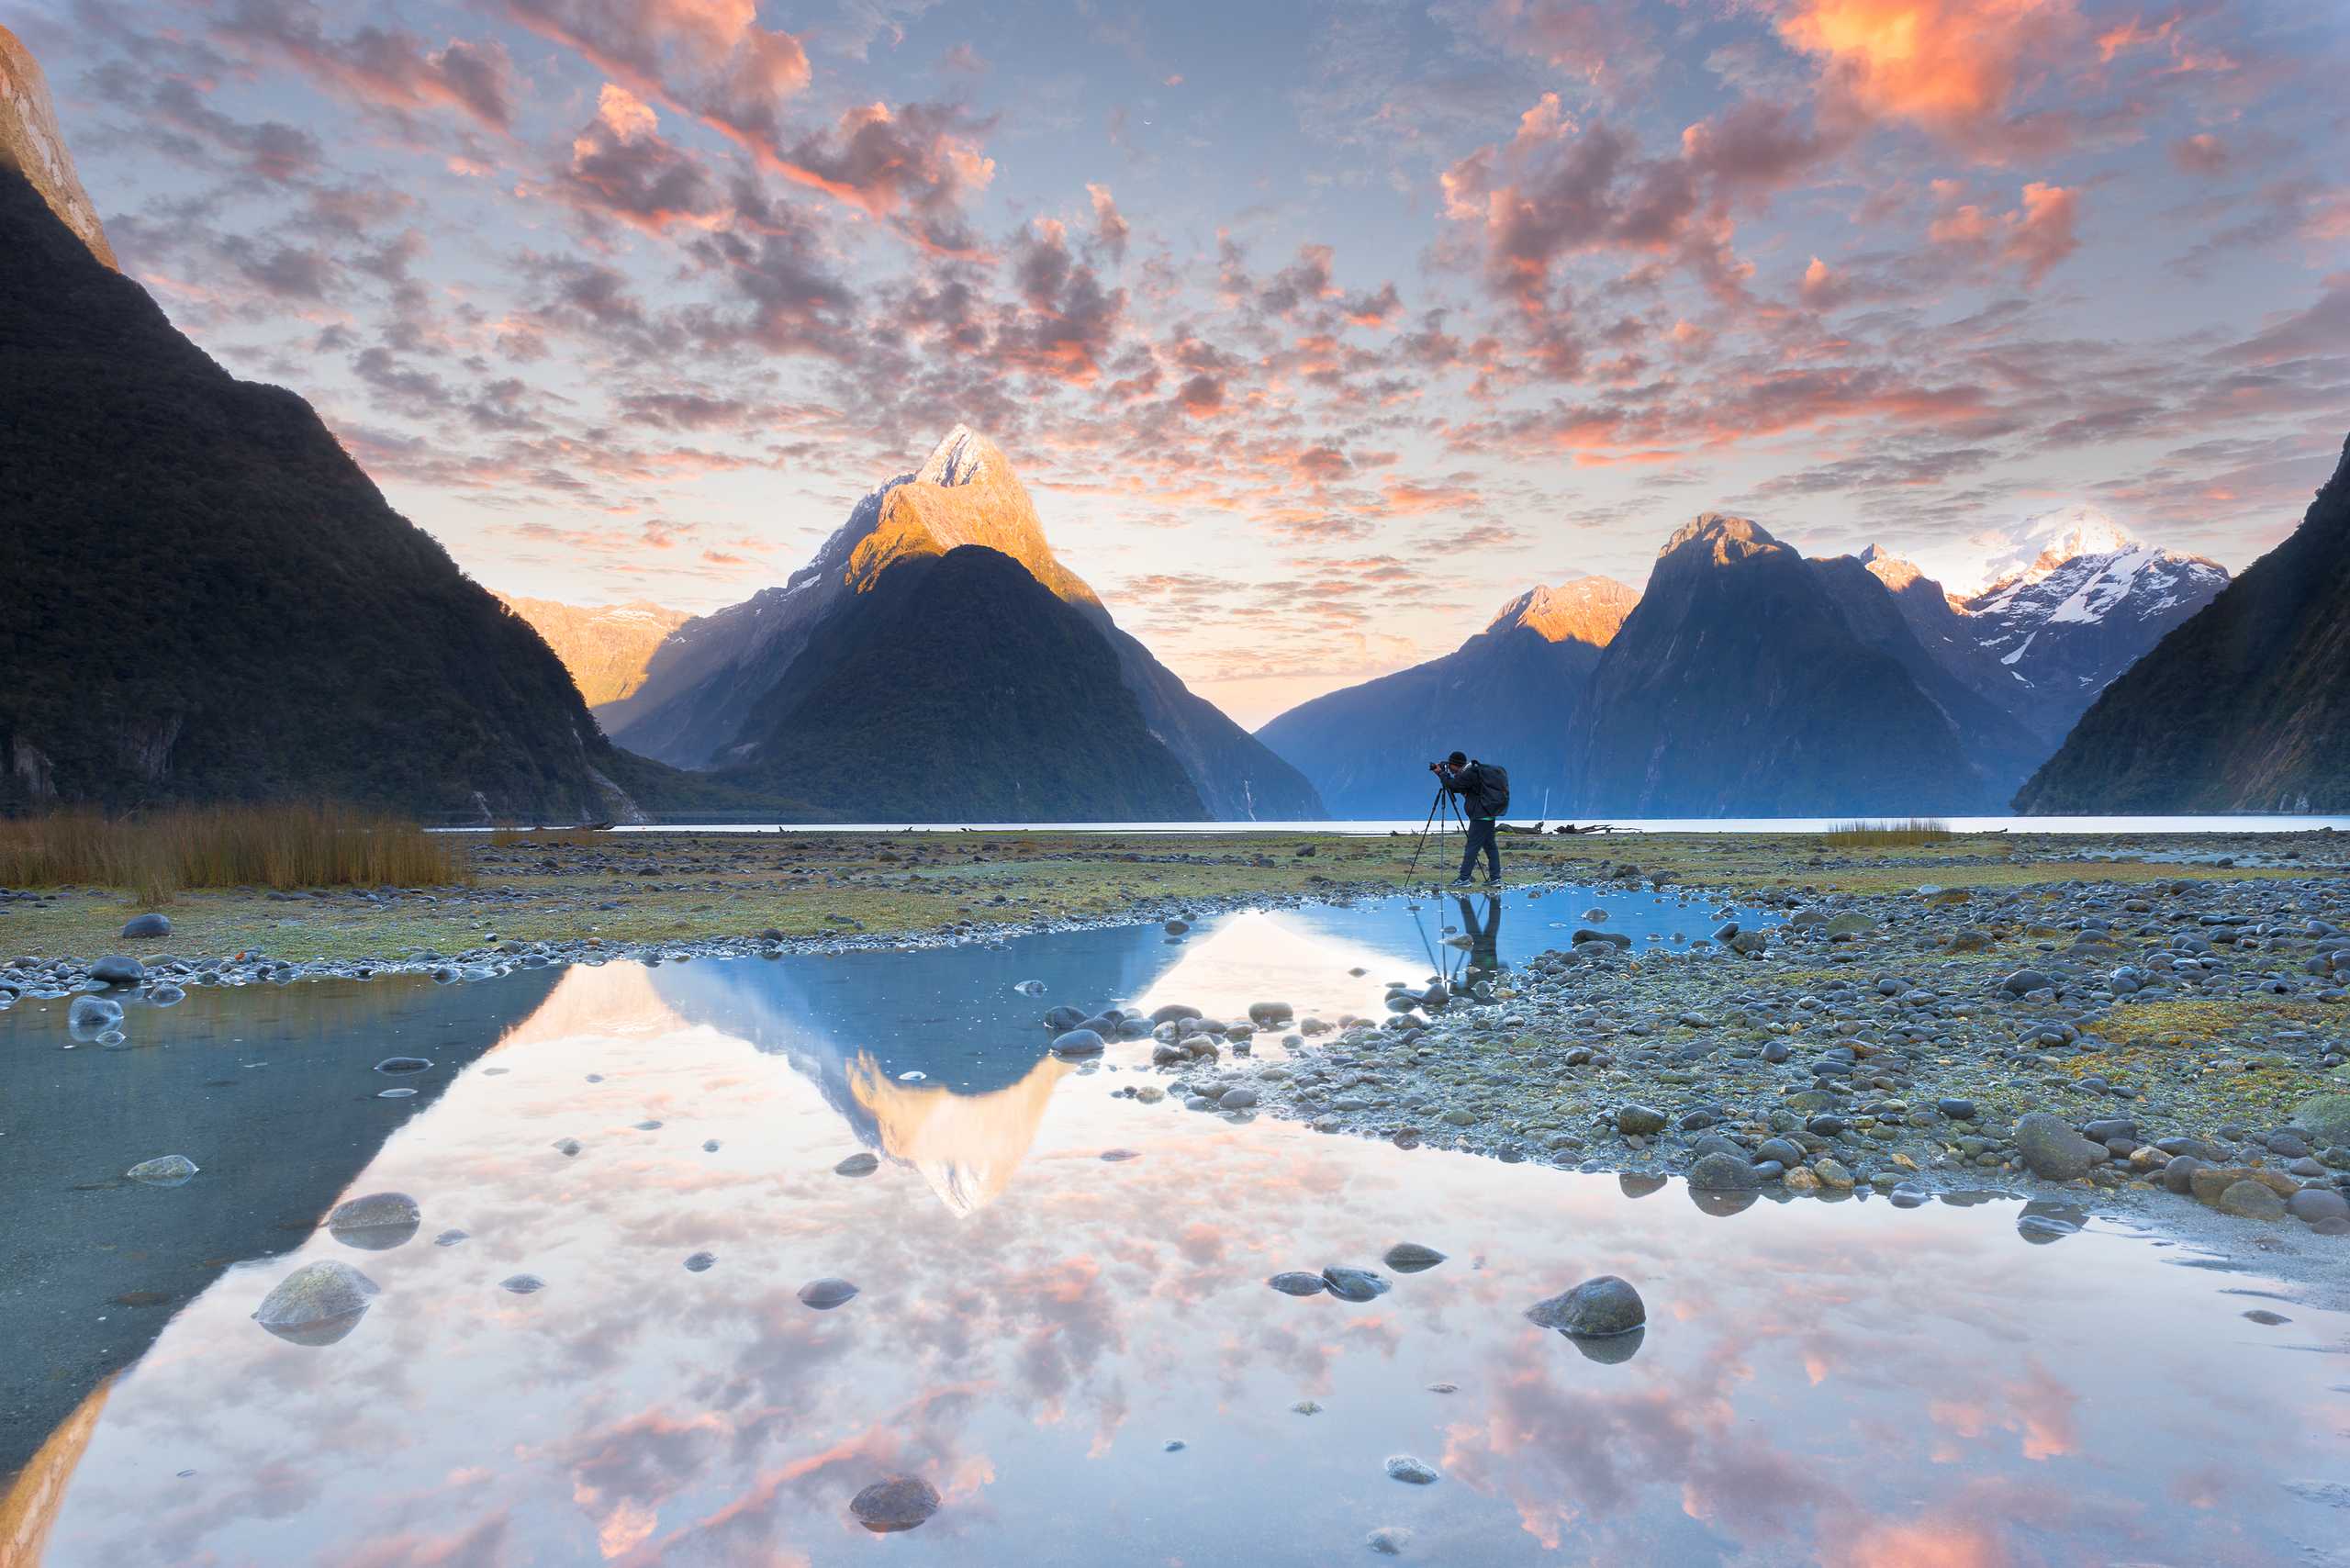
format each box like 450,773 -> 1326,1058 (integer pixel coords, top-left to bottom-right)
592,814 -> 2350,835
5,893 -> 2346,1566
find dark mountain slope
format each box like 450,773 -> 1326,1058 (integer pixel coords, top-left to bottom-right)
1810,553 -> 2050,800
1257,577 -> 1638,818
603,427 -> 1321,820
2014,434 -> 2350,813
718,546 -> 1207,822
0,161 -> 655,821
1566,515 -> 1990,815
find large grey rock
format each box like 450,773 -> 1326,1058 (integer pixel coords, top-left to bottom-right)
1526,1275 -> 1646,1338
2216,1181 -> 2287,1221
799,1277 -> 859,1309
1321,1267 -> 1389,1302
1049,1028 -> 1106,1057
2012,1113 -> 2097,1181
1687,1152 -> 1756,1192
2288,1187 -> 2350,1224
850,1475 -> 940,1533
327,1192 -> 421,1249
119,913 -> 171,938
88,954 -> 146,985
2294,1092 -> 2350,1147
253,1260 -> 380,1346
2000,969 -> 2054,996
1382,1242 -> 1447,1272
1615,1103 -> 1667,1137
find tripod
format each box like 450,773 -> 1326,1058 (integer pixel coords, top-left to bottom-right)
1405,778 -> 1469,885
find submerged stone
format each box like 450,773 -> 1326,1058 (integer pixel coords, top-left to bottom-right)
499,1274 -> 546,1294
849,1475 -> 940,1532
253,1260 -> 380,1346
834,1152 -> 879,1176
799,1277 -> 859,1310
327,1192 -> 420,1250
125,1154 -> 199,1186
1383,1455 -> 1440,1485
67,995 -> 123,1032
1322,1267 -> 1390,1302
1382,1242 -> 1447,1272
684,1251 -> 717,1272
1267,1271 -> 1327,1296
1527,1275 -> 1646,1338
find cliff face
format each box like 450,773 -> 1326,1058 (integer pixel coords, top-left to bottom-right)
496,597 -> 692,707
2014,433 -> 2350,813
0,25 -> 116,268
605,427 -> 1325,820
0,152 -> 648,820
1257,577 -> 1638,819
1566,516 -> 1990,815
721,545 -> 1207,823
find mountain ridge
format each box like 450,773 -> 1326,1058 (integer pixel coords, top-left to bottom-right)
1257,575 -> 1636,819
2014,431 -> 2350,813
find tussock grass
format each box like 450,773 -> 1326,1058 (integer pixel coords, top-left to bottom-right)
1821,818 -> 1954,846
0,804 -> 471,905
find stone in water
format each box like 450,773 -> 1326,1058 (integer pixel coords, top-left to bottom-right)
253,1260 -> 380,1347
849,1475 -> 940,1532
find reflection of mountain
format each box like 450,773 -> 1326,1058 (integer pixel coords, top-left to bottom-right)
642,923 -> 1190,1206
0,969 -> 561,1481
0,1375 -> 107,1563
846,1051 -> 1070,1217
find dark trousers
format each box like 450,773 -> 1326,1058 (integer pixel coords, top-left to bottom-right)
1459,817 -> 1499,881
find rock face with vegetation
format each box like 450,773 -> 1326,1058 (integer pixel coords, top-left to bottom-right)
603,427 -> 1322,821
2015,433 -> 2350,813
495,597 -> 691,707
717,545 -> 1207,821
0,84 -> 659,822
1566,515 -> 1991,815
1257,577 -> 1637,819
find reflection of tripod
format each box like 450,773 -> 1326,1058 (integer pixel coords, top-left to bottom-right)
1406,780 -> 1469,885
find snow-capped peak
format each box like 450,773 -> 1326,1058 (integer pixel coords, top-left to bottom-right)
1969,505 -> 2141,596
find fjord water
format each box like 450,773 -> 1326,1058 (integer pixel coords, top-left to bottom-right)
5,894 -> 2344,1565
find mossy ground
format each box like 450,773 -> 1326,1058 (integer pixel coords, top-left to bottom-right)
2,827 -> 2338,970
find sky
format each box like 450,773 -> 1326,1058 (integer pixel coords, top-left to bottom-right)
8,0 -> 2347,726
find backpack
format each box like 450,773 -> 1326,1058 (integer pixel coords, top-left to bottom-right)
1475,762 -> 1509,817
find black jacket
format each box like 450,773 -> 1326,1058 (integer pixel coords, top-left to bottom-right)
1441,762 -> 1496,819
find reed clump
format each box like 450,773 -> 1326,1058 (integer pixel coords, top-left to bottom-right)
0,804 -> 472,904
1821,818 -> 1955,846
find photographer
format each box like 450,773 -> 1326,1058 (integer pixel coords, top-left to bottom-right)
1431,751 -> 1501,885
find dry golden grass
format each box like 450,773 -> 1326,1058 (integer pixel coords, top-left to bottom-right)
1820,818 -> 1955,846
0,804 -> 471,905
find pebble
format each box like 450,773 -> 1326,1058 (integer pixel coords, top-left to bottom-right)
849,1475 -> 940,1532
799,1277 -> 858,1309
834,1152 -> 879,1176
1383,1455 -> 1440,1485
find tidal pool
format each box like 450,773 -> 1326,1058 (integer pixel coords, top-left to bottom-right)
4,892 -> 2345,1566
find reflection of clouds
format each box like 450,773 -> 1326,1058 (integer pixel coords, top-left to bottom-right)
30,961 -> 2348,1567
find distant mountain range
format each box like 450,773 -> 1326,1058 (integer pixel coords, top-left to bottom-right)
1255,577 -> 1636,818
2017,433 -> 2350,812
582,426 -> 1323,821
0,35 -> 682,823
492,597 -> 690,707
1258,507 -> 2230,818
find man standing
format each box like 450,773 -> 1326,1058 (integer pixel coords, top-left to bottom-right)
1434,751 -> 1500,885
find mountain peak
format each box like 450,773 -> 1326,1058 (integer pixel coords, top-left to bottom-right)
914,423 -> 1001,488
1491,576 -> 1639,645
849,427 -> 1100,608
0,26 -> 115,269
1662,512 -> 1782,565
1973,504 -> 2143,595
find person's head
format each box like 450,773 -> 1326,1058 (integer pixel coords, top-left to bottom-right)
1447,751 -> 1467,767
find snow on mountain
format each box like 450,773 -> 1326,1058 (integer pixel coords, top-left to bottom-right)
1967,504 -> 2141,597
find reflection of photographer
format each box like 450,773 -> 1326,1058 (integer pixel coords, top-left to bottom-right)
1430,749 -> 1506,885
1455,891 -> 1503,976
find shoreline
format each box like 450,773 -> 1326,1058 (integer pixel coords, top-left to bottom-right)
6,828 -> 2347,1305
